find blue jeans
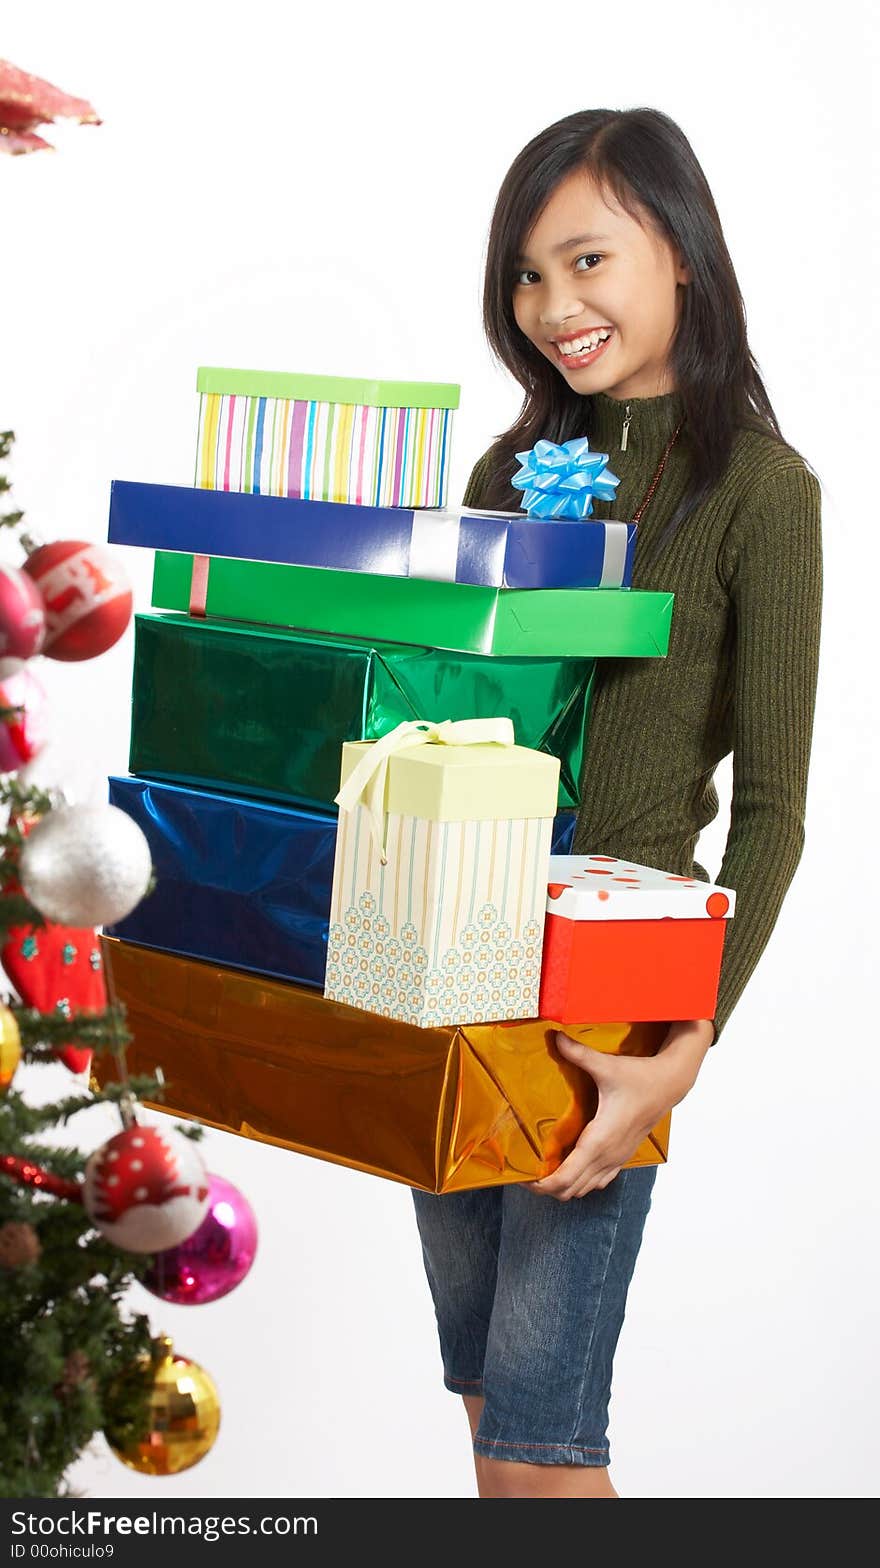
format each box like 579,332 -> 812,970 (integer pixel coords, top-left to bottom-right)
411,1167 -> 658,1467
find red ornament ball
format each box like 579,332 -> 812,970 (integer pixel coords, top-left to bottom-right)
0,564 -> 46,660
83,1125 -> 210,1254
0,666 -> 49,772
23,540 -> 132,661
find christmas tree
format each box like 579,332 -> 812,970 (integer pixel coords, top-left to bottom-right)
0,64 -> 242,1500
0,434 -> 185,1499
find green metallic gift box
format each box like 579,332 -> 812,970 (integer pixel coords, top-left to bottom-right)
129,613 -> 597,811
151,552 -> 673,659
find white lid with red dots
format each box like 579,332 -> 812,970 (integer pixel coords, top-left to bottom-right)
546,855 -> 736,922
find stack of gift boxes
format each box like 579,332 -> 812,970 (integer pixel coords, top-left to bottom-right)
97,367 -> 735,1193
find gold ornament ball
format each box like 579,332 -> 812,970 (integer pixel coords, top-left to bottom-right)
106,1337 -> 221,1476
0,1005 -> 22,1093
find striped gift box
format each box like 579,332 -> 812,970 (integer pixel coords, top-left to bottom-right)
325,736 -> 560,1028
326,808 -> 555,1028
195,367 -> 460,509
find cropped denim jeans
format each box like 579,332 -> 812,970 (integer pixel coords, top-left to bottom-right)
411,1166 -> 658,1467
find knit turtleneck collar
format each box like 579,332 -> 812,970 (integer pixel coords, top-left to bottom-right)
587,388 -> 686,458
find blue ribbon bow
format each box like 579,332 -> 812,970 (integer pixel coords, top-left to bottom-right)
511,436 -> 620,520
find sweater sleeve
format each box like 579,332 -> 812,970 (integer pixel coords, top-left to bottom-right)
711,460 -> 823,1042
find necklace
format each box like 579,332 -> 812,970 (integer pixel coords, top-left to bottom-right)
630,417 -> 687,526
630,417 -> 686,524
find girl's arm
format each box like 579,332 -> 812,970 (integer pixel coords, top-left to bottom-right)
528,1018 -> 715,1201
710,458 -> 823,1042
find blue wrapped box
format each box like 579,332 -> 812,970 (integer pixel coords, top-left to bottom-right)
107,776 -> 577,988
107,777 -> 336,988
108,480 -> 637,590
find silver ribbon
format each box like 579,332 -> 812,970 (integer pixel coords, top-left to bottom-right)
599,524 -> 630,588
408,512 -> 462,581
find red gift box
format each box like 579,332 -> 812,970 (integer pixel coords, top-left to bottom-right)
539,854 -> 736,1024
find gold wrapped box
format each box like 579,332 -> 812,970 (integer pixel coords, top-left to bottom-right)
99,938 -> 671,1193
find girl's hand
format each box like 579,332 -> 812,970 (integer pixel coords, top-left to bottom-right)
525,1018 -> 716,1201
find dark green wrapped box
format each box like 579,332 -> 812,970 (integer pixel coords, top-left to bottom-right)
129,613 -> 596,811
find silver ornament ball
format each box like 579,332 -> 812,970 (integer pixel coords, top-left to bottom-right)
20,804 -> 153,927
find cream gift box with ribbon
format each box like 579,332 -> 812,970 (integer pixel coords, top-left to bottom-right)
324,718 -> 560,1028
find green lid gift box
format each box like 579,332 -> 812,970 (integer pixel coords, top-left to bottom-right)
323,719 -> 560,1028
151,550 -> 674,659
195,367 -> 460,508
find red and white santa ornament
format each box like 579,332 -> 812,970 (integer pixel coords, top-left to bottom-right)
23,540 -> 132,661
82,1124 -> 211,1253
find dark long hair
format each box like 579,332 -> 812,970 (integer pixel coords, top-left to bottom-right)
475,108 -> 817,544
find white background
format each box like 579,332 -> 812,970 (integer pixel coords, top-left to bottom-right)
2,0 -> 877,1501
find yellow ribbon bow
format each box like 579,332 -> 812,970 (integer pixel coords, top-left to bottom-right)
334,716 -> 516,864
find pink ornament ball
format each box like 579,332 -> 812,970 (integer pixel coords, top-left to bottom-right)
0,666 -> 49,773
24,539 -> 133,661
0,564 -> 46,660
82,1124 -> 211,1254
142,1172 -> 258,1304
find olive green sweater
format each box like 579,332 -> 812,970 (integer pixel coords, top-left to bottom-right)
462,390 -> 823,1043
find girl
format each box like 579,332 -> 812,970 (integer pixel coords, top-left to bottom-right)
410,107 -> 823,1500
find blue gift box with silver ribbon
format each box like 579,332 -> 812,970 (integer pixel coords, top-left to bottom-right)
107,471 -> 634,591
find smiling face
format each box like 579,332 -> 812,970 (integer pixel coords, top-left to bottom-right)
512,169 -> 692,402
